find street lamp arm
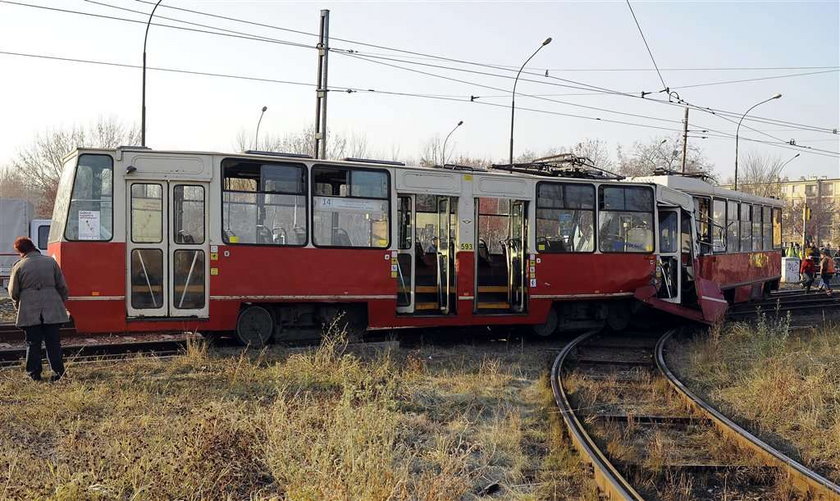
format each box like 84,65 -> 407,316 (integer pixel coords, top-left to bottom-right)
141,0 -> 163,148
509,37 -> 552,166
441,120 -> 463,166
734,93 -> 781,190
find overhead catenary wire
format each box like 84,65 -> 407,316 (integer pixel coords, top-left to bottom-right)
5,1 -> 838,157
130,0 -> 839,135
625,0 -> 668,92
8,0 -> 836,137
2,48 -> 837,160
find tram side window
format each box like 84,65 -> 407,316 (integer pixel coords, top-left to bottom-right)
598,185 -> 654,253
312,165 -> 389,248
536,183 -> 595,253
752,204 -> 762,251
763,206 -> 772,250
694,197 -> 712,254
64,154 -> 113,241
222,159 -> 307,246
740,204 -> 752,251
173,185 -> 205,244
131,184 -> 163,243
772,207 -> 782,248
727,200 -> 739,253
712,199 -> 726,253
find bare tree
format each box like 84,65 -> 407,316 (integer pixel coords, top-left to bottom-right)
783,198 -> 836,247
236,126 -> 368,161
569,138 -> 614,170
0,167 -> 37,202
725,153 -> 786,198
10,117 -> 139,214
616,135 -> 711,178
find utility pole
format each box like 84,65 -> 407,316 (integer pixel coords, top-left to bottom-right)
680,107 -> 689,173
313,9 -> 330,159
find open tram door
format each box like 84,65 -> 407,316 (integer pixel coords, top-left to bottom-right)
657,207 -> 682,304
475,197 -> 528,312
395,194 -> 457,315
126,181 -> 209,319
507,200 -> 527,312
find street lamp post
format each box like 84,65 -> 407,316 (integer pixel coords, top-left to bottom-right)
141,0 -> 164,148
734,93 -> 781,190
780,153 -> 800,171
441,120 -> 463,166
254,106 -> 268,150
509,37 -> 552,166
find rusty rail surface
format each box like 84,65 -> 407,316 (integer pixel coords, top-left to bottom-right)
656,331 -> 840,501
550,330 -> 645,501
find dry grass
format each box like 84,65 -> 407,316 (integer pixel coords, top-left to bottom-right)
669,317 -> 840,483
0,327 -> 596,500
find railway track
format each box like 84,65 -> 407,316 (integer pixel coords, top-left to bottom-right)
551,329 -> 840,501
727,289 -> 840,320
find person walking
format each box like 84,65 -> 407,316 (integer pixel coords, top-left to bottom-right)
7,236 -> 69,381
799,255 -> 816,293
818,248 -> 835,296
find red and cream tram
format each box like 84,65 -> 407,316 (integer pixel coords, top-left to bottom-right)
47,148 -> 781,344
637,174 -> 784,307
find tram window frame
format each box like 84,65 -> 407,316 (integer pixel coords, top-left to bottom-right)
752,204 -> 763,251
740,203 -> 752,252
130,183 -> 164,244
597,185 -> 654,254
712,198 -> 726,253
694,196 -> 712,255
63,153 -> 114,242
535,181 -> 596,254
762,206 -> 772,250
727,200 -> 740,253
772,207 -> 783,249
311,164 -> 391,249
221,158 -> 308,247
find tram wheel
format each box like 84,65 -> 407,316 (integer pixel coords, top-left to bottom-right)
531,306 -> 558,337
236,305 -> 275,347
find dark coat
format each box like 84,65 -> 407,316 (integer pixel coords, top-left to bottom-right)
7,251 -> 70,327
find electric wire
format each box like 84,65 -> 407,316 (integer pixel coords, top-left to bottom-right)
2,48 -> 836,159
625,0 -> 668,91
0,0 -> 316,50
9,0 -> 835,136
5,0 -> 837,153
129,0 -> 840,134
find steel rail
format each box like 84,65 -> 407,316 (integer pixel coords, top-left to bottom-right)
550,330 -> 645,501
656,331 -> 840,501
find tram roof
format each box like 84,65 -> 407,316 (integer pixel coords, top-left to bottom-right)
632,175 -> 784,208
64,147 -> 659,185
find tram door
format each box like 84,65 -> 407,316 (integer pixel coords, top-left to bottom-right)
126,181 -> 209,318
395,194 -> 457,314
475,198 -> 528,312
508,201 -> 527,312
657,208 -> 681,304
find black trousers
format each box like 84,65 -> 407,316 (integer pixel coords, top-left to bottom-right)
23,323 -> 65,381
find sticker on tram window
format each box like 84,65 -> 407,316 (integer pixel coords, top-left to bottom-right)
460,243 -> 473,250
78,210 -> 101,240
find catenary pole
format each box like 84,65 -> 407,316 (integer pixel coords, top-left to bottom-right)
681,107 -> 689,173
313,10 -> 330,159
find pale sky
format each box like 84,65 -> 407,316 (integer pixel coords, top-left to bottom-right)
1,0 -> 838,180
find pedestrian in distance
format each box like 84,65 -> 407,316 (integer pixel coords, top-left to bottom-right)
7,236 -> 69,382
799,255 -> 816,293
818,248 -> 835,296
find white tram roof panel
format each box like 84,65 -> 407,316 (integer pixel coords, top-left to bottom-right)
632,175 -> 784,208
